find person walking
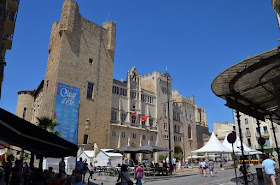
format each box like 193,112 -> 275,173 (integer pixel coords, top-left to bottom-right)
200,160 -> 206,176
88,163 -> 94,180
262,155 -> 278,185
75,158 -> 84,175
209,159 -> 214,177
3,155 -> 12,185
10,160 -> 22,185
185,158 -> 189,168
205,158 -> 209,174
177,159 -> 182,172
82,159 -> 88,183
172,157 -> 177,172
134,164 -> 145,185
117,164 -> 132,185
59,158 -> 66,174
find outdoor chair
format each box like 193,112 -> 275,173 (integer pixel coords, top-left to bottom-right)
128,167 -> 135,176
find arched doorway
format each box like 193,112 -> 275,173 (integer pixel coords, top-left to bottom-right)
174,146 -> 183,154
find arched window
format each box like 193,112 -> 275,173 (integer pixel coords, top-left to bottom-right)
188,125 -> 192,139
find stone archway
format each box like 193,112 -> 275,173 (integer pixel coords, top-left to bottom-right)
174,146 -> 183,154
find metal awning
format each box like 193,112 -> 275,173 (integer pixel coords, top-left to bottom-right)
211,47 -> 280,122
0,108 -> 78,157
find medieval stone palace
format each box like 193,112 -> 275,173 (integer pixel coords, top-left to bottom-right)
15,0 -> 209,162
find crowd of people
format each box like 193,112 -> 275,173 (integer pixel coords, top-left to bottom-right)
0,156 -> 95,185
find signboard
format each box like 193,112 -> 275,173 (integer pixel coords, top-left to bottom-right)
53,83 -> 80,144
227,132 -> 236,144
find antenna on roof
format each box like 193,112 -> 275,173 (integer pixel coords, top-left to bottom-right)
166,66 -> 168,73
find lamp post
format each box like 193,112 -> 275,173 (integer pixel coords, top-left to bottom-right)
163,72 -> 172,165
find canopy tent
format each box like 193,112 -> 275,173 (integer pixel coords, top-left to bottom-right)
108,145 -> 171,154
0,108 -> 78,158
135,145 -> 171,153
107,146 -> 136,153
222,134 -> 262,155
192,132 -> 231,153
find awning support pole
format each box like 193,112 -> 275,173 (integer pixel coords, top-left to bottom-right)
236,109 -> 248,185
269,114 -> 280,168
256,119 -> 264,156
30,152 -> 34,168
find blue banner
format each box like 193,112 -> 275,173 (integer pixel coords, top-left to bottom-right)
53,83 -> 80,144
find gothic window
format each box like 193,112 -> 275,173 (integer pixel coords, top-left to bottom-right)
149,119 -> 153,128
164,123 -> 167,131
121,113 -> 127,121
87,82 -> 94,99
163,105 -> 167,117
22,107 -> 27,120
143,135 -> 146,140
83,135 -> 89,144
133,133 -> 136,139
112,131 -> 116,137
188,125 -> 192,139
132,116 -> 136,124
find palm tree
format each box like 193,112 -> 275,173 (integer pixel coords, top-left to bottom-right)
36,116 -> 62,170
37,116 -> 62,135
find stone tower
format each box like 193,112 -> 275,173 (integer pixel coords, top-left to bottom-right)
39,0 -> 116,149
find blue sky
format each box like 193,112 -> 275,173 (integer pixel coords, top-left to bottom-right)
1,0 -> 279,132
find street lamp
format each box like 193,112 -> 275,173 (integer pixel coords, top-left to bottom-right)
163,72 -> 172,165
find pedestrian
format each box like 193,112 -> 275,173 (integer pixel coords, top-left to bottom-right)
172,157 -> 176,172
209,159 -> 214,177
107,158 -> 113,167
46,167 -> 53,185
75,158 -> 83,175
204,158 -> 209,174
165,157 -> 169,164
117,164 -> 132,185
177,159 -> 182,172
10,160 -> 22,185
59,158 -> 66,174
123,157 -> 128,166
82,159 -> 88,183
200,160 -> 206,176
88,162 -> 94,180
128,159 -> 134,167
185,158 -> 189,168
3,155 -> 12,185
134,163 -> 145,185
199,160 -> 203,174
262,155 -> 278,185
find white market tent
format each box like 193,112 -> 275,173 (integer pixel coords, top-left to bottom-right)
78,149 -> 123,167
192,132 -> 231,153
96,149 -> 123,167
222,134 -> 262,155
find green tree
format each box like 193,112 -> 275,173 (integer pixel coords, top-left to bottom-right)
173,153 -> 184,160
158,154 -> 166,162
37,116 -> 61,135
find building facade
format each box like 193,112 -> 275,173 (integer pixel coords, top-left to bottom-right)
234,111 -> 280,153
0,0 -> 20,98
213,121 -> 235,141
16,0 -> 116,150
15,0 -> 209,162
